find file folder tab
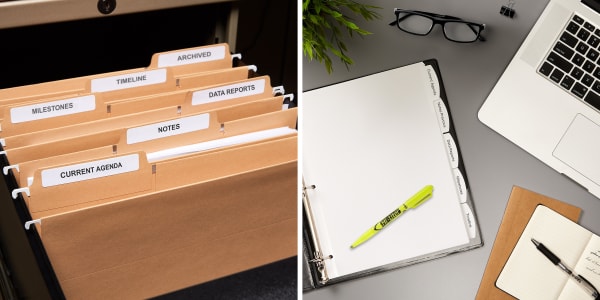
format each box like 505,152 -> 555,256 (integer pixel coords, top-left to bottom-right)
126,113 -> 210,144
91,68 -> 168,93
192,78 -> 266,105
157,44 -> 227,68
41,153 -> 140,187
9,95 -> 97,124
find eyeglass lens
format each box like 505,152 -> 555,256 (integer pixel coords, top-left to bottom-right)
396,12 -> 481,42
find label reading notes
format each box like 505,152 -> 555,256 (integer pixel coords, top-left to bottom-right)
10,95 -> 96,124
191,78 -> 266,105
41,154 -> 140,187
126,113 -> 210,144
157,45 -> 226,67
91,68 -> 167,93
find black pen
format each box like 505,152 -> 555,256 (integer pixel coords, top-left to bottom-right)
531,238 -> 600,299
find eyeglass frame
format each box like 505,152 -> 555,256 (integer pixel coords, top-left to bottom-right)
389,8 -> 486,43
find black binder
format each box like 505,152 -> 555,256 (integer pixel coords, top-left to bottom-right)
302,59 -> 483,289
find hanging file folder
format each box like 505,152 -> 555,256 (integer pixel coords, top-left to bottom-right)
0,43 -> 297,299
0,64 -> 257,136
0,43 -> 238,106
302,59 -> 481,289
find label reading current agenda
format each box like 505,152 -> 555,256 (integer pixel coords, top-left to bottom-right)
126,113 -> 210,145
157,45 -> 226,68
91,68 -> 167,93
425,65 -> 440,100
191,78 -> 266,105
10,95 -> 96,124
41,154 -> 140,187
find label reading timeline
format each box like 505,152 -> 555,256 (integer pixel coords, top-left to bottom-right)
91,68 -> 167,93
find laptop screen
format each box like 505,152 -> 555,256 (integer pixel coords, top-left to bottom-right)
583,0 -> 600,13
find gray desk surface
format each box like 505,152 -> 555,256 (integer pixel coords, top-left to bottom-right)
302,0 -> 600,299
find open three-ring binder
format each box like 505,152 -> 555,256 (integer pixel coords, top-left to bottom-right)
302,59 -> 482,289
0,43 -> 297,299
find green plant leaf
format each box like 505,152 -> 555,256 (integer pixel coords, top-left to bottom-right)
303,0 -> 381,73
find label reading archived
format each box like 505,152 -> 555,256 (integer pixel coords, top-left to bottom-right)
191,78 -> 266,105
126,113 -> 210,144
10,95 -> 96,124
41,154 -> 140,187
91,68 -> 167,93
157,45 -> 226,67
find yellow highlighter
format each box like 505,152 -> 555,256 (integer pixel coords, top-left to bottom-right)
350,185 -> 434,249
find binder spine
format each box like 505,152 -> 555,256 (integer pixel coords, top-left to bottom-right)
302,181 -> 332,286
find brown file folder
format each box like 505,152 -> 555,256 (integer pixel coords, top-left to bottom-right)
0,43 -> 297,299
0,65 -> 255,136
475,186 -> 582,299
0,43 -> 236,106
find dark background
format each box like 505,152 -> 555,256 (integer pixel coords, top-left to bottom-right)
0,1 -> 297,299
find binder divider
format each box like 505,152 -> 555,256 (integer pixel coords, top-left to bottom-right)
302,180 -> 333,286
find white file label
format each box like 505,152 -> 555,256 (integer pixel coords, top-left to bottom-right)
41,154 -> 140,187
157,45 -> 226,67
192,78 -> 266,105
126,113 -> 210,144
91,68 -> 167,93
10,95 -> 96,123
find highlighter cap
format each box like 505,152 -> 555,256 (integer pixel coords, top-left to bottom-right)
405,185 -> 434,208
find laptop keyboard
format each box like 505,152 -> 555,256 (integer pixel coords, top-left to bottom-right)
538,13 -> 600,111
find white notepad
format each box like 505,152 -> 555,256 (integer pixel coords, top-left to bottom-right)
302,60 -> 481,287
497,205 -> 600,299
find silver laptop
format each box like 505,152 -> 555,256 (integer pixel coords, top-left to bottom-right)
479,0 -> 600,198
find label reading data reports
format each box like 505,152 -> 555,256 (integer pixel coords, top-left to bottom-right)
192,78 -> 266,105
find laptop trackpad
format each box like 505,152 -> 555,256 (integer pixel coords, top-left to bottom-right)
553,114 -> 600,185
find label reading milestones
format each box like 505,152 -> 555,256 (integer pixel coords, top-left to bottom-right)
10,95 -> 96,124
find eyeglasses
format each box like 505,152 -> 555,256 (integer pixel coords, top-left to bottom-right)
389,9 -> 486,43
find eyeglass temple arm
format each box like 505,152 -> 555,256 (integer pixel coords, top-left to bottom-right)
470,24 -> 486,41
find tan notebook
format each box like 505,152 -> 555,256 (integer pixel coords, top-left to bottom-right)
475,186 -> 582,299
